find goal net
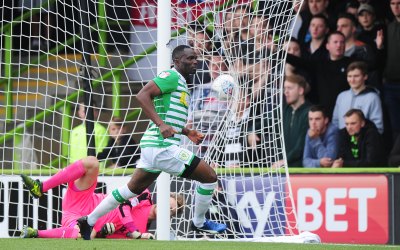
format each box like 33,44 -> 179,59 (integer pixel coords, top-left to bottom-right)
0,0 -> 316,242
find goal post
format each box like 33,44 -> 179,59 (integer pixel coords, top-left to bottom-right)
156,0 -> 172,241
0,0 -> 320,243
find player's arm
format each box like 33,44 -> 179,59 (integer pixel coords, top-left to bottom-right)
182,127 -> 204,145
119,201 -> 139,232
94,203 -> 137,239
117,200 -> 154,240
136,80 -> 177,138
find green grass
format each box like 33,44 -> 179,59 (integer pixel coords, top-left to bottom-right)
0,239 -> 397,250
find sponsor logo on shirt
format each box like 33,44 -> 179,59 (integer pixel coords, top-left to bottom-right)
180,92 -> 189,107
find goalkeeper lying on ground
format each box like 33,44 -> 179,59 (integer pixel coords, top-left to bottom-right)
20,156 -> 184,239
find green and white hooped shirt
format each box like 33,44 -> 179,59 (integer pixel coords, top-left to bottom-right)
140,68 -> 190,148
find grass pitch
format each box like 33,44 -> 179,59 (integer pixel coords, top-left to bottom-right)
1,239 -> 398,250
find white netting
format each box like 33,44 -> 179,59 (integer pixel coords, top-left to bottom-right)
0,0 -> 305,241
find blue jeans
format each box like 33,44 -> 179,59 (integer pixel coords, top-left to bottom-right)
384,82 -> 400,138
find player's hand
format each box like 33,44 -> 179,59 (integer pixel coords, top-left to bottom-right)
187,130 -> 205,145
99,222 -> 115,237
140,232 -> 155,240
159,123 -> 178,139
126,230 -> 155,240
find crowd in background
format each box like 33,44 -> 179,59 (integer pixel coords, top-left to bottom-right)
284,0 -> 400,167
25,0 -> 399,169
186,0 -> 400,168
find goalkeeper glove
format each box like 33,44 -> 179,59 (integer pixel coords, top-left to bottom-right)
98,222 -> 115,238
126,230 -> 155,240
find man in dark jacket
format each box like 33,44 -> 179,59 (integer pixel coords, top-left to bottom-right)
332,109 -> 385,167
286,31 -> 353,117
282,74 -> 312,167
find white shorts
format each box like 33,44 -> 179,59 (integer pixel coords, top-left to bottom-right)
137,145 -> 196,176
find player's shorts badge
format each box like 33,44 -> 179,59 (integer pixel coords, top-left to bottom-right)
178,150 -> 190,161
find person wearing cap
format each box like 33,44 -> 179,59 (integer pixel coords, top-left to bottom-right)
357,3 -> 385,51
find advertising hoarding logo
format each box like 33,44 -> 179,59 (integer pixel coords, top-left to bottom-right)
220,176 -> 287,238
286,174 -> 389,244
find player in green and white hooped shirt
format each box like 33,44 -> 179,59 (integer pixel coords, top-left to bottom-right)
78,45 -> 227,239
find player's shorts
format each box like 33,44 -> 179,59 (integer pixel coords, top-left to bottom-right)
137,145 -> 196,176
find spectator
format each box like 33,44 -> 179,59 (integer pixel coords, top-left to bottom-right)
302,14 -> 329,60
286,31 -> 353,117
356,3 -> 386,88
297,0 -> 334,46
332,61 -> 383,133
357,4 -> 384,50
332,109 -> 385,167
303,105 -> 339,168
214,89 -> 252,168
69,101 -> 109,164
187,24 -> 212,86
244,15 -> 274,63
308,0 -> 330,17
283,74 -> 312,167
97,117 -> 140,168
383,0 -> 400,141
388,135 -> 400,167
291,0 -> 307,39
285,38 -> 314,101
336,12 -> 377,72
188,53 -> 229,156
222,5 -> 251,58
285,39 -> 302,78
345,0 -> 361,18
189,52 -> 228,127
355,0 -> 391,23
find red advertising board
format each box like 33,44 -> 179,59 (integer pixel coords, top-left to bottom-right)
130,0 -> 226,28
130,0 -> 250,28
286,174 -> 389,244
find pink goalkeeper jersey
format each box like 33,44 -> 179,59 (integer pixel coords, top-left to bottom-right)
61,181 -> 152,236
106,199 -> 153,238
61,180 -> 119,231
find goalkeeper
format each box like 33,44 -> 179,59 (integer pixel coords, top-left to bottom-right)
78,45 -> 227,240
20,156 -> 182,239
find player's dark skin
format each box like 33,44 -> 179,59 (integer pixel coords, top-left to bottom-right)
132,47 -> 218,194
